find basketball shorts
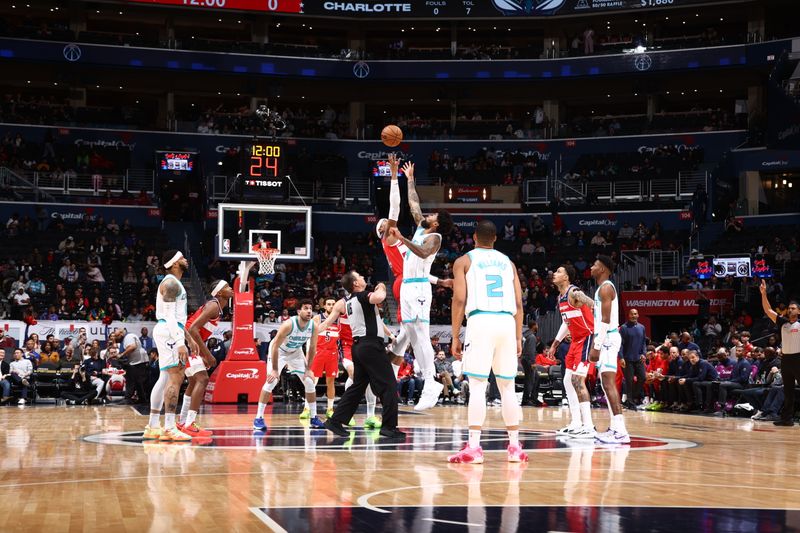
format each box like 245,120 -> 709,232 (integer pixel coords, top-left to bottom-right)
185,351 -> 207,378
341,343 -> 352,361
275,347 -> 307,375
392,276 -> 403,321
462,313 -> 518,381
310,350 -> 339,378
566,335 -> 595,378
597,331 -> 622,374
153,322 -> 185,371
400,281 -> 431,324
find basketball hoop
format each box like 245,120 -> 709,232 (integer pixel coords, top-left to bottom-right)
252,245 -> 279,275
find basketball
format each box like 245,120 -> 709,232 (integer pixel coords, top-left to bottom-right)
381,125 -> 403,147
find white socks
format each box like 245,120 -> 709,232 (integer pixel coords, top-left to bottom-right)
307,401 -> 317,417
148,413 -> 160,428
165,413 -> 176,430
327,398 -> 334,411
612,414 -> 627,434
256,402 -> 267,418
185,410 -> 197,427
508,429 -> 519,447
468,429 -> 481,448
366,386 -> 376,418
179,393 -> 192,424
563,369 -> 581,427
580,401 -> 593,429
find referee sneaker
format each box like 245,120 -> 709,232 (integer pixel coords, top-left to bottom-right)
760,279 -> 800,427
324,270 -> 404,439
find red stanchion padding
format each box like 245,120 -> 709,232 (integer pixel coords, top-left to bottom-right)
205,277 -> 266,403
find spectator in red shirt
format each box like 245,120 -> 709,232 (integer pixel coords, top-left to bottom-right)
396,355 -> 423,405
535,350 -> 558,369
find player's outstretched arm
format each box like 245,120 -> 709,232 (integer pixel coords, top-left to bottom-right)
391,228 -> 440,259
387,154 -> 402,228
404,162 -> 423,226
450,255 -> 469,356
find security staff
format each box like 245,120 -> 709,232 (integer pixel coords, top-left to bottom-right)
324,270 -> 404,439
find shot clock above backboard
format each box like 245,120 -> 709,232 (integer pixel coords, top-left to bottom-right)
240,141 -> 287,199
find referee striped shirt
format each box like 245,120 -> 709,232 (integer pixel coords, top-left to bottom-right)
777,316 -> 800,355
345,291 -> 384,340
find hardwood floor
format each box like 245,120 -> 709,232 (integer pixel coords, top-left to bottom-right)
1,402 -> 799,532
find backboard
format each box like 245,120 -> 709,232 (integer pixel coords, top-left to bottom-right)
217,203 -> 312,262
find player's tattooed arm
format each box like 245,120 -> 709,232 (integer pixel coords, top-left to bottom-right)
160,277 -> 181,301
405,162 -> 423,226
396,231 -> 440,259
568,289 -> 594,309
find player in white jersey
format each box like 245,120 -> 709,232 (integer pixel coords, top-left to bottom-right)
388,161 -> 454,411
253,299 -> 324,431
448,220 -> 527,464
589,255 -> 629,444
143,250 -> 199,442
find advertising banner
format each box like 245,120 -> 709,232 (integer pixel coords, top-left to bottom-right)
620,290 -> 735,316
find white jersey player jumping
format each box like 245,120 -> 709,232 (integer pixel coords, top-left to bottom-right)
388,162 -> 454,411
448,220 -> 527,464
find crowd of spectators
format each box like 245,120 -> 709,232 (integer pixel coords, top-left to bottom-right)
428,146 -> 549,185
563,144 -> 705,184
0,94 -> 150,130
189,104 -> 351,140
1,212 -> 167,322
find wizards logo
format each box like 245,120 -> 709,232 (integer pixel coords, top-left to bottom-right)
491,0 -> 567,15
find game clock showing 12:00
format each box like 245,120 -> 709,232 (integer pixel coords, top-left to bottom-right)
247,143 -> 282,179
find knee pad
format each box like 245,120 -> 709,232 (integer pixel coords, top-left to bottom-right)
303,376 -> 316,394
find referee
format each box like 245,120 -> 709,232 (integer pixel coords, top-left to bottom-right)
760,279 -> 800,427
324,270 -> 404,439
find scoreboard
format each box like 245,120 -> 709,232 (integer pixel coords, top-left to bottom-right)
123,0 -> 724,17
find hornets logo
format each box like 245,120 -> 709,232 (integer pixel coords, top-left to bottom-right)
491,0 -> 566,15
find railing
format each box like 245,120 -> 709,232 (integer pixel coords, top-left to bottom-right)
620,250 -> 682,284
0,166 -> 56,202
344,176 -> 371,204
526,173 -> 707,205
12,170 -> 155,196
208,174 -> 344,205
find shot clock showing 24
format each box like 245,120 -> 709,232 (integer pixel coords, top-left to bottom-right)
240,141 -> 288,199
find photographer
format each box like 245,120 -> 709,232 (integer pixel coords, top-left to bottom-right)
60,364 -> 98,405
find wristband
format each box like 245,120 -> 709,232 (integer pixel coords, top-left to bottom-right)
593,322 -> 610,350
427,274 -> 439,285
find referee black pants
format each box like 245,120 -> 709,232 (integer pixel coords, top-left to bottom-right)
780,353 -> 800,422
331,337 -> 399,430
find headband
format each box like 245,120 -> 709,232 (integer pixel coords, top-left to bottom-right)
164,251 -> 183,269
211,280 -> 228,297
375,218 -> 388,238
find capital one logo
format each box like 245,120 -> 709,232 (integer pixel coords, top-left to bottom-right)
235,325 -> 253,332
234,347 -> 255,356
225,368 -> 260,380
491,0 -> 566,15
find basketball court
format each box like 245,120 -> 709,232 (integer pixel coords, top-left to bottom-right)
2,404 -> 799,531
2,203 -> 797,532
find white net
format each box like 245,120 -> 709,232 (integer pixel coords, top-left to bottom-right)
253,247 -> 279,275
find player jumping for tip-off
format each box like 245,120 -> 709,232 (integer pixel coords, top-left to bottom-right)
387,161 -> 454,411
374,154 -> 452,371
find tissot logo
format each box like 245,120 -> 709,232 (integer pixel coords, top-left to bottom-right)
225,368 -> 260,380
246,180 -> 283,187
322,2 -> 412,12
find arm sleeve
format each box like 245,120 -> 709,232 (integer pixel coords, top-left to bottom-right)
427,274 -> 439,285
389,178 -> 401,221
555,322 -> 569,342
